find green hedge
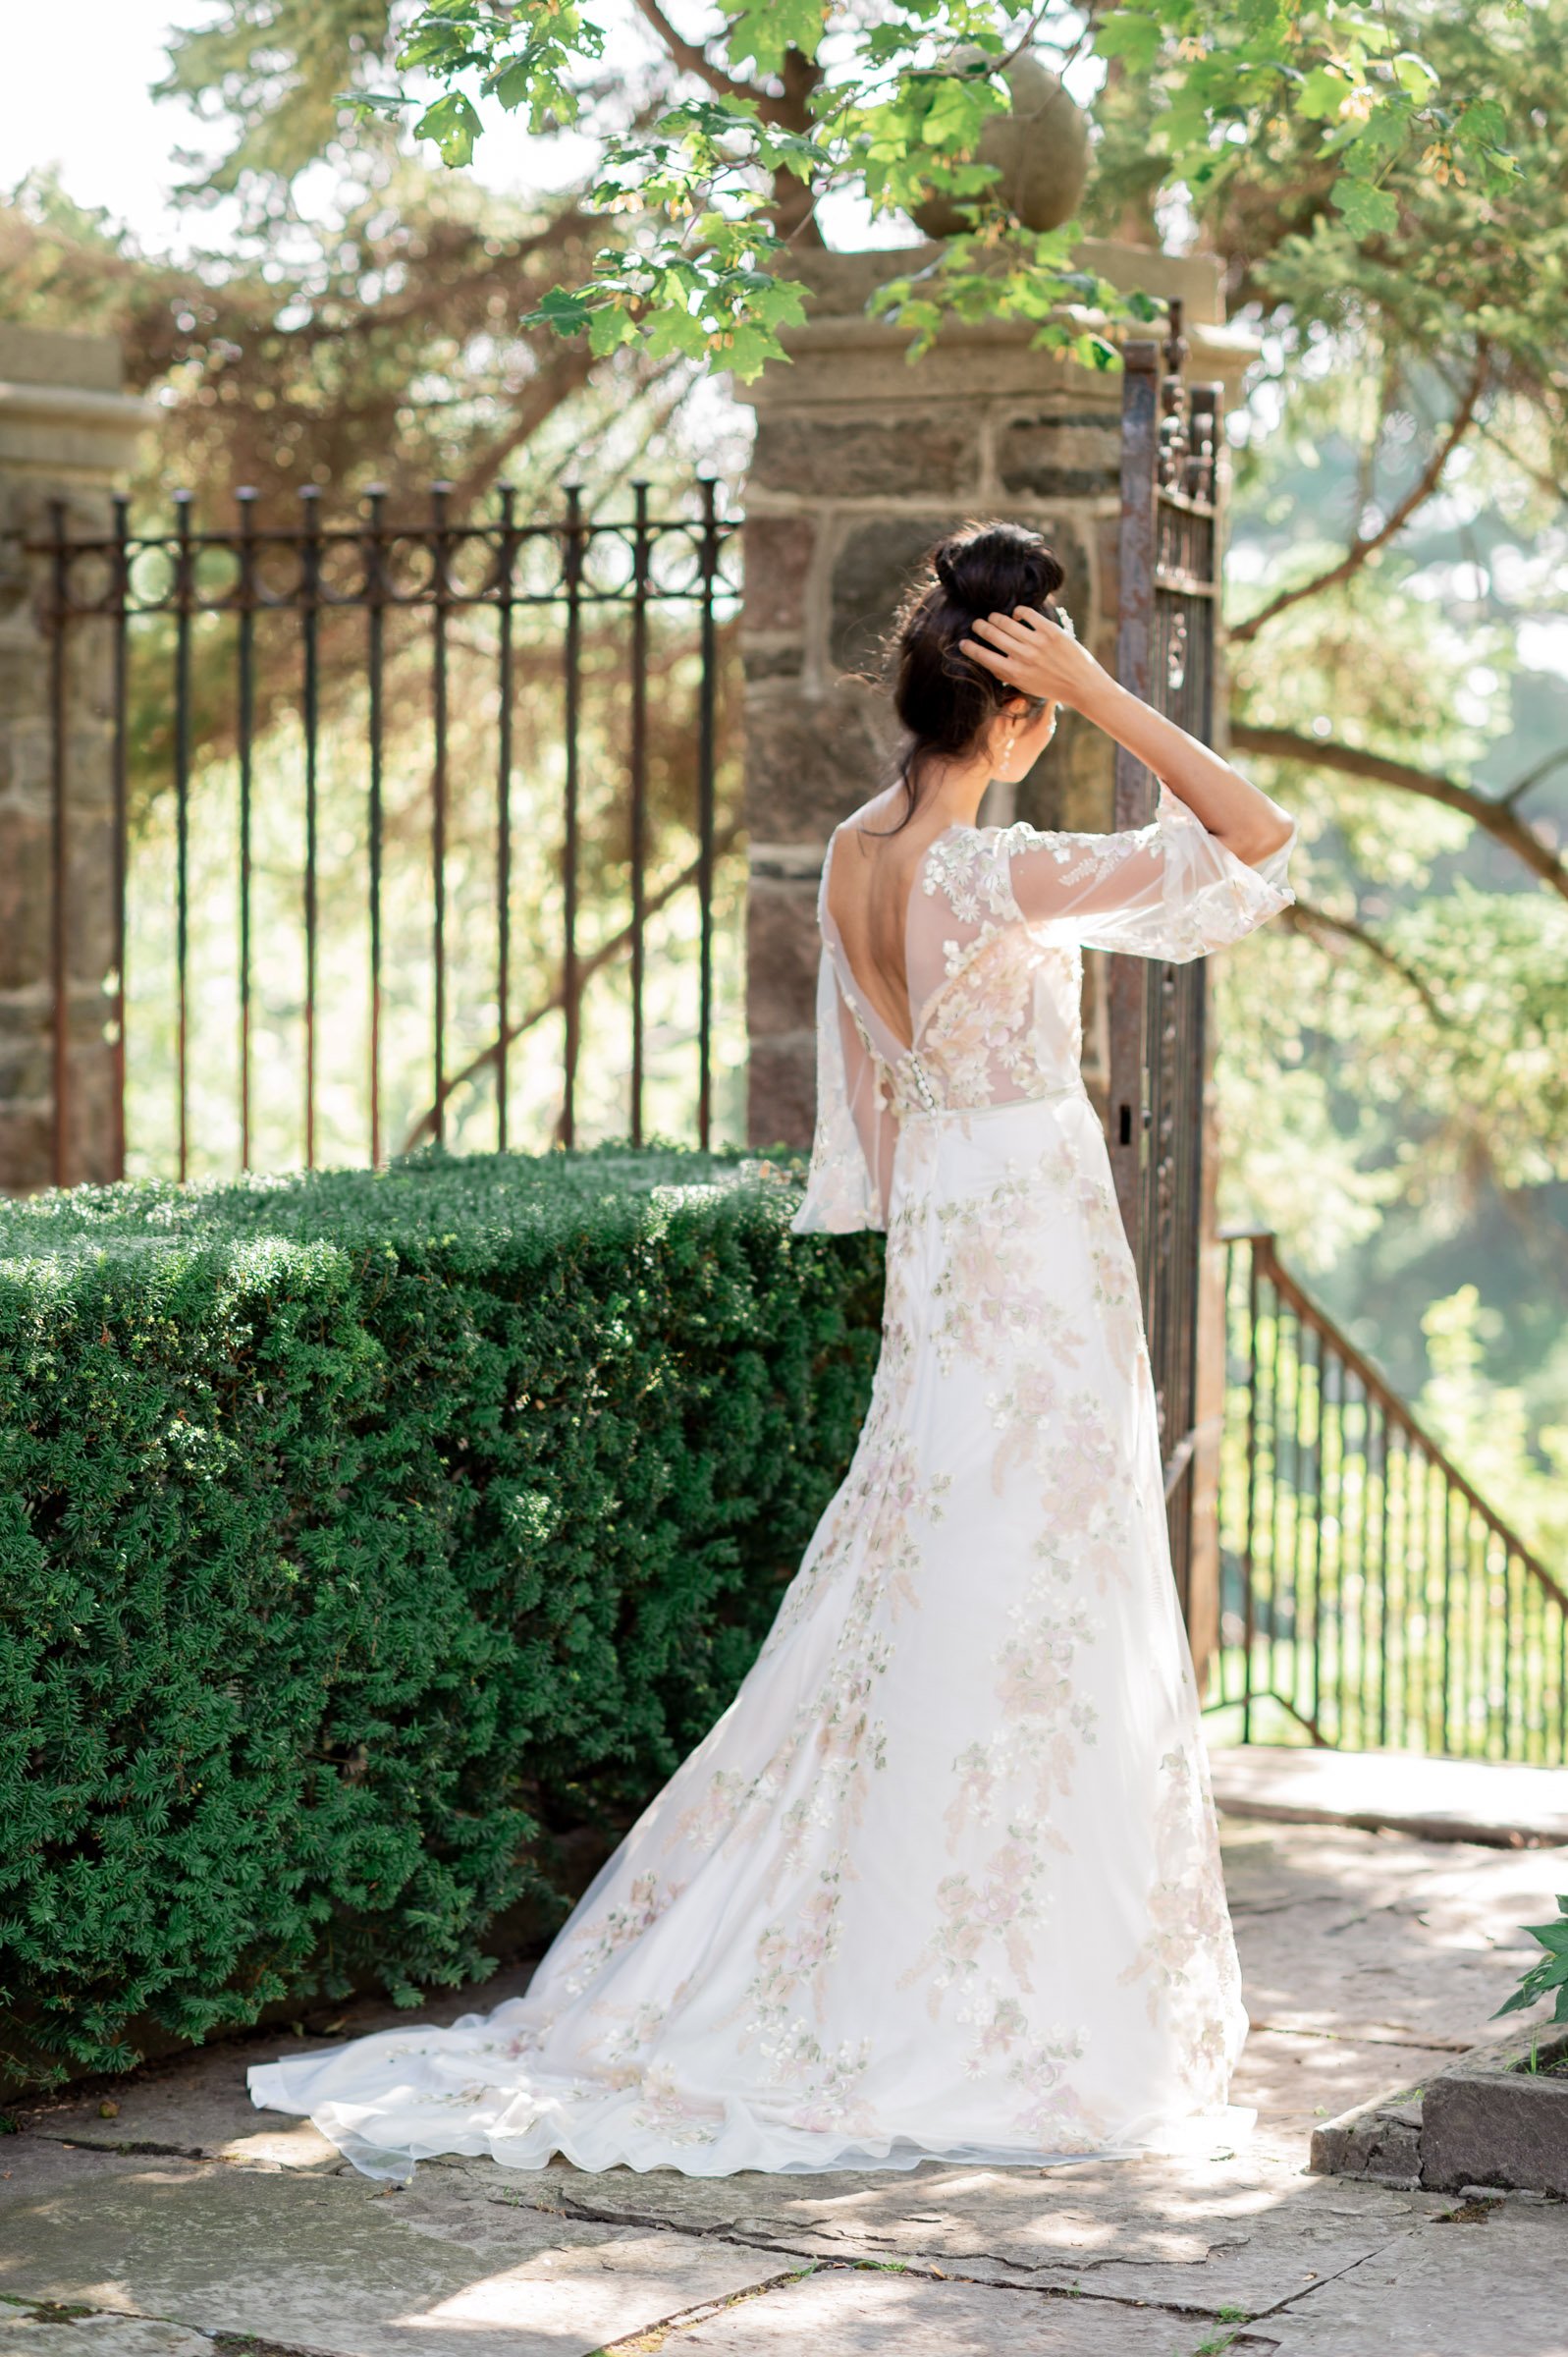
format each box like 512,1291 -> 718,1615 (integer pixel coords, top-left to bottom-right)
0,1146 -> 883,2090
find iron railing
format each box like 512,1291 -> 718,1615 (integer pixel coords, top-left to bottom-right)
1215,1228 -> 1568,1765
31,478 -> 743,1184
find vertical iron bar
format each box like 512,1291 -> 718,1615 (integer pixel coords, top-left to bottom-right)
1440,1483 -> 1454,1754
1266,1275 -> 1281,1715
48,500 -> 71,1188
1414,1437 -> 1428,1750
1326,1350 -> 1346,1743
1470,1509 -> 1482,1757
1241,1237 -> 1261,1742
628,479 -> 650,1147
174,490 -> 194,1183
496,484 -> 516,1153
236,488 -> 257,1172
1478,1512 -> 1490,1757
562,482 -> 584,1146
1217,1237 -> 1234,1708
1282,1310 -> 1292,1716
1459,1493 -> 1472,1757
1351,1379 -> 1367,1747
299,484 -> 322,1169
1500,1525 -> 1514,1758
1386,1423 -> 1395,1744
696,476 -> 720,1149
365,487 -> 387,1169
109,495 -> 130,1181
1307,1318 -> 1323,1734
1418,1448 -> 1434,1751
1375,1406 -> 1389,1746
430,481 -> 452,1144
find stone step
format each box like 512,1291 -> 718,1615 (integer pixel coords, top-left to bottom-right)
1209,1743 -> 1568,1850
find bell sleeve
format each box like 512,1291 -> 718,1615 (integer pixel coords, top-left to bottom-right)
788,944 -> 895,1234
1004,783 -> 1296,961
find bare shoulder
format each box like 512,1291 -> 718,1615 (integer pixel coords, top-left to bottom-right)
835,787 -> 907,847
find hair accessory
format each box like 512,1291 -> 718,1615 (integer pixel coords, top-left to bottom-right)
1045,601 -> 1077,639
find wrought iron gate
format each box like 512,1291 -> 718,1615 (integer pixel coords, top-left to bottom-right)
1108,306 -> 1223,1629
29,480 -> 741,1185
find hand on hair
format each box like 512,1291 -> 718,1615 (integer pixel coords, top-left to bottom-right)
960,606 -> 1102,710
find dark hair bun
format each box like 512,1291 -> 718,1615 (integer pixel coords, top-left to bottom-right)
878,521 -> 1068,822
930,524 -> 1064,617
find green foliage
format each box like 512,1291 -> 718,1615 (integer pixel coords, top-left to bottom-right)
1493,1896 -> 1568,2024
1417,1289 -> 1568,1569
152,0 -> 397,197
0,1146 -> 883,2090
332,0 -> 1522,378
0,160 -> 671,518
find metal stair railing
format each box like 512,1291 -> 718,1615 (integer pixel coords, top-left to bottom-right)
1213,1228 -> 1568,1764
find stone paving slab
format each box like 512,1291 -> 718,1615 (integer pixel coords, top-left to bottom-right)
19,1967 -> 540,2165
1259,2200 -> 1568,2357
0,2157 -> 791,2357
6,1816 -> 1563,2357
1212,1745 -> 1568,1849
0,2139 -> 157,2205
1221,1820 -> 1558,2051
23,2064 -> 340,2172
0,2320 -> 213,2357
473,2148 -> 1455,2321
1229,2025 -> 1462,2143
662,2262 -> 1279,2357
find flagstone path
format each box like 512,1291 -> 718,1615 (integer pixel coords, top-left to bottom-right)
2,1808 -> 1561,2357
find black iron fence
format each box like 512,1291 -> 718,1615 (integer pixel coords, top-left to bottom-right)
1216,1229 -> 1568,1765
32,478 -> 743,1183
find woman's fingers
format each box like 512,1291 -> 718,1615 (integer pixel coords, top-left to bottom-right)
972,613 -> 1038,652
959,636 -> 1014,677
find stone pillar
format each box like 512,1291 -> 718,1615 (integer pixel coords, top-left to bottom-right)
0,329 -> 149,1191
736,238 -> 1255,1147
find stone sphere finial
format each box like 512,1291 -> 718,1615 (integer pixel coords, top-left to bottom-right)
909,51 -> 1092,240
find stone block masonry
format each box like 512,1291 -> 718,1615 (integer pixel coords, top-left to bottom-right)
0,326 -> 150,1191
733,238 -> 1256,1149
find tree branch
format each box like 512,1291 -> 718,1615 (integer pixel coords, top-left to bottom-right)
1229,722 -> 1568,906
446,345 -> 600,516
1498,744 -> 1568,811
1281,899 -> 1443,1015
630,1 -> 821,228
632,0 -> 788,119
1228,345 -> 1490,645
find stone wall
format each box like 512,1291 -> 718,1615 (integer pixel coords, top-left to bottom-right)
0,328 -> 148,1190
734,238 -> 1254,1148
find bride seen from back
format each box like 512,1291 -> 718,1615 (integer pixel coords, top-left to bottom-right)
248,519 -> 1297,2182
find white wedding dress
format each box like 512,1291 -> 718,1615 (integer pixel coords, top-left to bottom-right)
250,784 -> 1295,2181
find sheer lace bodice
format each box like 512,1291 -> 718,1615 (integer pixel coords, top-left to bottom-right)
796,784 -> 1296,1232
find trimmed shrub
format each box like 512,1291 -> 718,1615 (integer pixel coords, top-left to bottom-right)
0,1146 -> 883,2090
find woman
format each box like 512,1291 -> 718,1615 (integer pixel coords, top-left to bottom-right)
249,521 -> 1295,2182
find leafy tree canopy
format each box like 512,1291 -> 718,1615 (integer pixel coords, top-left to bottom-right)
154,0 -> 1530,379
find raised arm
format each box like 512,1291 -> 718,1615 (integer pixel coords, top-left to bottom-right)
960,606 -> 1294,869
1003,784 -> 1295,960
